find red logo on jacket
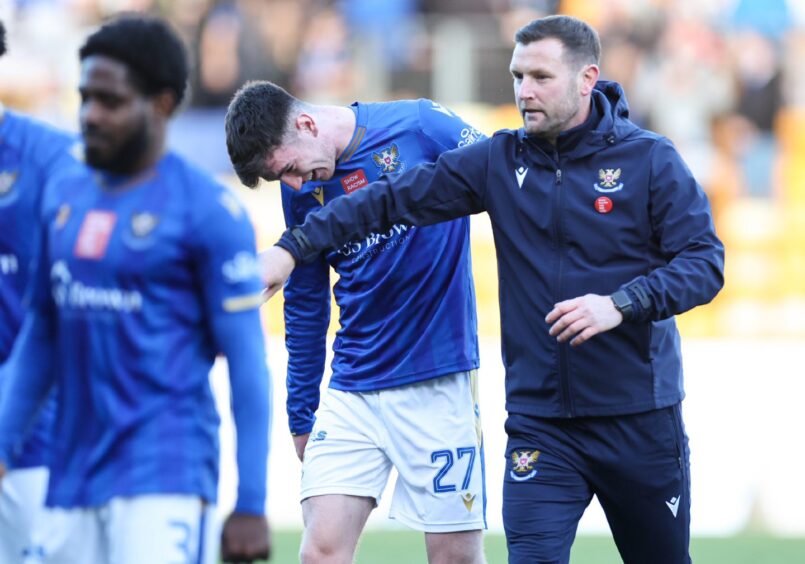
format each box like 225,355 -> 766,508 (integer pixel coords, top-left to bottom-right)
594,196 -> 613,214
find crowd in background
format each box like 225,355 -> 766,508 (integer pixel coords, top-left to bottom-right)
1,0 -> 803,338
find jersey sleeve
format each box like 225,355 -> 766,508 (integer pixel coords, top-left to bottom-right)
191,188 -> 271,515
280,185 -> 330,436
0,216 -> 57,467
416,99 -> 486,157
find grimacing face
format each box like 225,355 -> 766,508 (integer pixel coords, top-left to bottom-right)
262,117 -> 341,191
79,55 -> 152,174
510,37 -> 587,139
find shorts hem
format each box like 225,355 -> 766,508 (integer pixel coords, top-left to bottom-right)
300,486 -> 381,505
389,512 -> 486,533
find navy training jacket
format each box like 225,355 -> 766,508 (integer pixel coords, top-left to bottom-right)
279,81 -> 725,418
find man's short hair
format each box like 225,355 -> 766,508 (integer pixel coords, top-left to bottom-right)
225,81 -> 298,189
515,15 -> 601,68
0,21 -> 7,57
79,14 -> 188,106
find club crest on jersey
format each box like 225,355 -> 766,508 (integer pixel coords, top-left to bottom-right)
372,144 -> 403,174
510,450 -> 540,481
130,212 -> 159,238
0,170 -> 18,196
594,168 -> 623,193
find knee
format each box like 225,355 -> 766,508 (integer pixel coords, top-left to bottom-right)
299,537 -> 353,564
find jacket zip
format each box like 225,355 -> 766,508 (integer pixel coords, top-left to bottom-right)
553,163 -> 573,417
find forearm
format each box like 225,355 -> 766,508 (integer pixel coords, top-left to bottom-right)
0,312 -> 57,464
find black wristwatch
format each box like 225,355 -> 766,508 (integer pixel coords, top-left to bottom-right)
610,290 -> 633,321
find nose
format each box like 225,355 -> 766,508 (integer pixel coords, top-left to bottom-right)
517,76 -> 537,101
80,98 -> 104,130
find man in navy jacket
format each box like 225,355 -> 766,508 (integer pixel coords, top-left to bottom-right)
261,15 -> 724,564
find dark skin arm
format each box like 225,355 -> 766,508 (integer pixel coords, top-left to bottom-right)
221,512 -> 272,563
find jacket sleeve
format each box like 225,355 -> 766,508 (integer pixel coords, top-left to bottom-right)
278,139 -> 491,263
280,186 -> 330,436
193,192 -> 270,516
619,137 -> 725,321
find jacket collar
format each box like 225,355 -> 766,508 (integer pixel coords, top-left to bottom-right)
518,80 -> 638,160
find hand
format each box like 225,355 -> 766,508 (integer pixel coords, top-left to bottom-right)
220,512 -> 271,563
545,293 -> 623,347
258,246 -> 296,301
292,433 -> 310,462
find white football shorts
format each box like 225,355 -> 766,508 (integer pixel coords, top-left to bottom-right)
0,466 -> 48,563
300,370 -> 486,533
24,495 -> 218,564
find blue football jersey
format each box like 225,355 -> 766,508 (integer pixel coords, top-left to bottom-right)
0,151 -> 270,512
283,99 -> 483,434
0,108 -> 74,468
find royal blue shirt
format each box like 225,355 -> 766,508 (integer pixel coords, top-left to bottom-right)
283,99 -> 483,435
0,108 -> 74,469
0,151 -> 270,513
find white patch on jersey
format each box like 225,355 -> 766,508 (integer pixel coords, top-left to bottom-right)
222,251 -> 261,284
515,167 -> 528,189
429,102 -> 456,118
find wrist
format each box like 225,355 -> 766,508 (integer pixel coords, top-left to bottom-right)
610,290 -> 634,321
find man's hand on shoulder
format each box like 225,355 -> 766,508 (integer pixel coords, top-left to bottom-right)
259,246 -> 296,301
546,294 -> 623,347
221,512 -> 271,563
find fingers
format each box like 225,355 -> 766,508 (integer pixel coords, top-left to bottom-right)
545,299 -> 578,324
569,326 -> 598,347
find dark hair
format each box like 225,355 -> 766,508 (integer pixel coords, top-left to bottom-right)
79,14 -> 188,106
225,80 -> 298,188
515,15 -> 600,67
0,21 -> 6,57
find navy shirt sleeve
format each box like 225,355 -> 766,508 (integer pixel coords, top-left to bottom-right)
278,139 -> 492,263
617,137 -> 725,321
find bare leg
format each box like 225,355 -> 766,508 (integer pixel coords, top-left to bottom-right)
299,495 -> 375,564
425,529 -> 486,564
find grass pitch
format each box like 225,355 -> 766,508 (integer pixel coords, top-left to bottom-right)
262,530 -> 805,563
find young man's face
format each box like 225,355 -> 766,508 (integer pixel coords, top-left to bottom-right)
510,37 -> 589,139
261,112 -> 341,191
79,55 -> 152,174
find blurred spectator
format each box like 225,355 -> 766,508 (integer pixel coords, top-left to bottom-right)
191,0 -> 290,107
729,29 -> 784,198
293,4 -> 354,103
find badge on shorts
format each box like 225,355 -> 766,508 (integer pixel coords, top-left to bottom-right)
510,450 -> 540,481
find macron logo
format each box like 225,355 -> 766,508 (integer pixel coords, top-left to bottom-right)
666,496 -> 680,518
515,166 -> 528,188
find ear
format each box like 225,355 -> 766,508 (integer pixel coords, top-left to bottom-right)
294,112 -> 318,137
152,90 -> 178,118
579,64 -> 600,96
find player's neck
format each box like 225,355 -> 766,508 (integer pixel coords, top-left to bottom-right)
329,105 -> 357,160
